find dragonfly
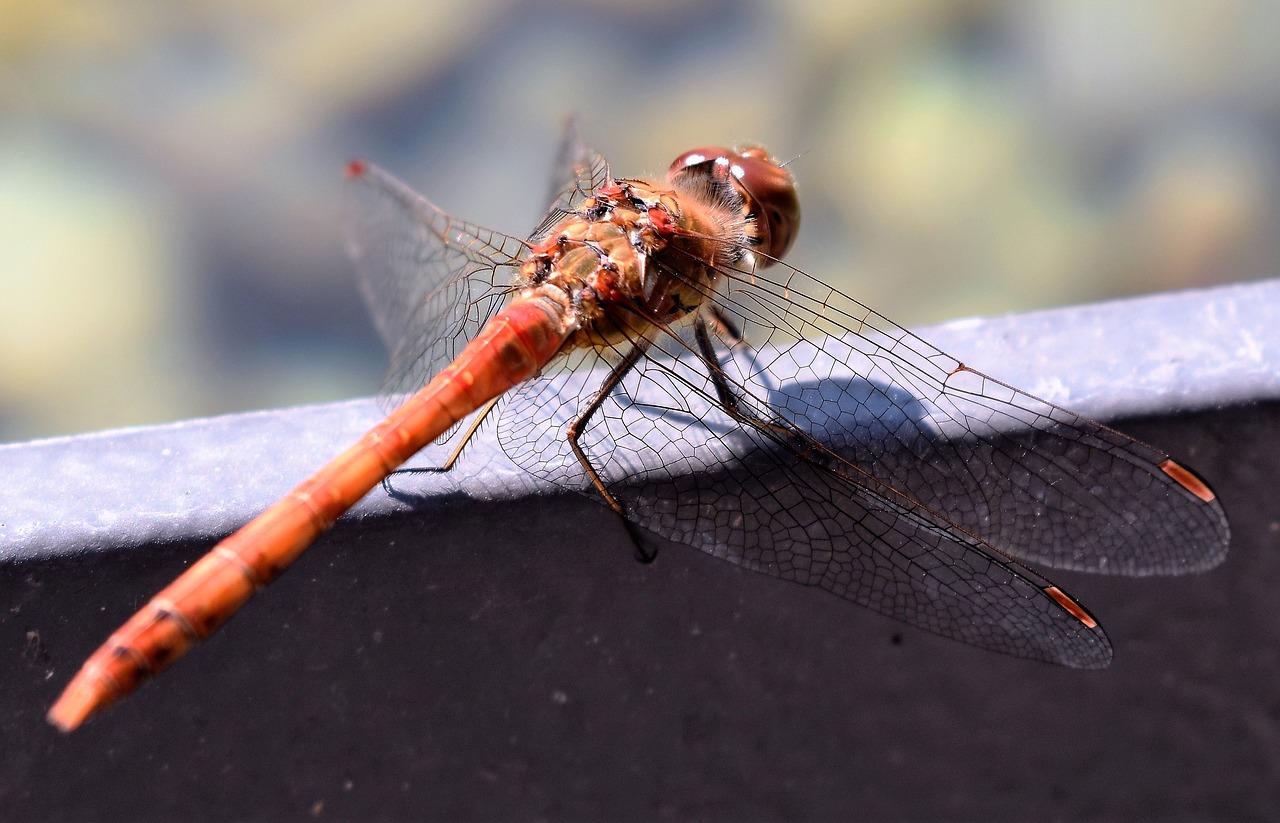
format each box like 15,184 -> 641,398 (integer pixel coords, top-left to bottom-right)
48,124 -> 1230,732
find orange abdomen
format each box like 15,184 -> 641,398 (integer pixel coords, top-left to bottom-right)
48,295 -> 572,731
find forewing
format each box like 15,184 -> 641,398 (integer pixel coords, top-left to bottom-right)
343,161 -> 524,409
703,255 -> 1229,576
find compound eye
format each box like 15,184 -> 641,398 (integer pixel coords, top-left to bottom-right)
727,147 -> 800,262
668,146 -> 800,263
668,146 -> 734,179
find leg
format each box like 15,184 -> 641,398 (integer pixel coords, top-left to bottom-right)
703,303 -> 782,395
380,397 -> 501,495
432,397 -> 502,472
704,303 -> 746,347
566,343 -> 648,514
694,313 -> 806,452
565,342 -> 659,562
694,314 -> 740,414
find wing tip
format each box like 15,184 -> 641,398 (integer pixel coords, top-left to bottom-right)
1044,585 -> 1099,629
1159,458 -> 1216,503
345,158 -> 368,180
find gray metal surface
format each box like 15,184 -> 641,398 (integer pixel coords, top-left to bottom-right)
3,277 -> 1277,564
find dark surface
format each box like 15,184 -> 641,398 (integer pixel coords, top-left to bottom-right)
4,402 -> 1277,821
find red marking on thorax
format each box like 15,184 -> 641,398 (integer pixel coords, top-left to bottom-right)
597,183 -> 626,200
594,268 -> 623,303
648,205 -> 675,234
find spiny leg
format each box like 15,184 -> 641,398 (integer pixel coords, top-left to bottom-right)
694,314 -> 740,413
565,342 -> 658,562
380,397 -> 501,496
701,301 -> 785,397
693,312 -> 807,452
704,303 -> 746,347
425,397 -> 502,472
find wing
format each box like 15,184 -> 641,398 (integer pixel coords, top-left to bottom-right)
497,336 -> 1112,667
343,160 -> 525,409
528,117 -> 611,244
639,431 -> 1115,668
696,255 -> 1229,576
494,244 -> 1226,580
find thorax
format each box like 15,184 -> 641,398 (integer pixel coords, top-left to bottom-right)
516,178 -> 747,354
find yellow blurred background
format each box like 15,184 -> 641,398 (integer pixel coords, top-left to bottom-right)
2,0 -> 1277,441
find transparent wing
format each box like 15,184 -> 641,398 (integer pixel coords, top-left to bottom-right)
528,118 -> 611,245
494,248 -> 1223,583
498,336 -> 1113,667
698,255 -> 1229,576
343,161 -> 525,409
635,422 -> 1116,668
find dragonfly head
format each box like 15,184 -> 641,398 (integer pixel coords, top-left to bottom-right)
668,145 -> 800,264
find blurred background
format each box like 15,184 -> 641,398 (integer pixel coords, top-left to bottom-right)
2,0 -> 1278,442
